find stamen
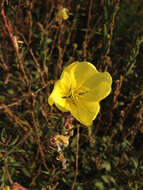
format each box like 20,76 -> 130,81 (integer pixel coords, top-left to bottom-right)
78,90 -> 88,96
62,95 -> 71,99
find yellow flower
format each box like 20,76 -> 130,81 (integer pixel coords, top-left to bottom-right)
48,62 -> 112,126
56,8 -> 69,21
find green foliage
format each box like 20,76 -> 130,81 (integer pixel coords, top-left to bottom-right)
0,0 -> 143,189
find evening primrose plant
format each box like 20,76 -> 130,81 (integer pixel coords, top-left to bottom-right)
48,62 -> 112,126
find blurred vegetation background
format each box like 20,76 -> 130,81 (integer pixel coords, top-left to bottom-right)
0,0 -> 143,189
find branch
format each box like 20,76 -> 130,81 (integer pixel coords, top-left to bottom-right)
1,8 -> 29,87
71,125 -> 80,190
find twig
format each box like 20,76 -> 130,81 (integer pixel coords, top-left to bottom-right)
104,74 -> 124,134
31,111 -> 49,171
71,125 -> 80,190
29,48 -> 46,85
2,104 -> 28,131
16,31 -> 46,85
30,165 -> 41,186
1,8 -> 29,87
0,0 -> 5,8
11,182 -> 29,190
56,23 -> 65,75
4,158 -> 13,185
103,0 -> 120,69
0,99 -> 24,110
83,0 -> 93,59
105,0 -> 120,56
0,84 -> 48,110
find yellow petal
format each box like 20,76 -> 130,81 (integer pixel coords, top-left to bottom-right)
48,80 -> 69,112
69,100 -> 100,126
48,66 -> 73,112
55,101 -> 69,112
62,61 -> 98,89
82,71 -> 112,102
2,186 -> 10,190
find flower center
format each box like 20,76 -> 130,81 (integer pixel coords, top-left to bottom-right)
62,87 -> 88,104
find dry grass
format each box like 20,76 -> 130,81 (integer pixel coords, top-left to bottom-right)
0,0 -> 143,189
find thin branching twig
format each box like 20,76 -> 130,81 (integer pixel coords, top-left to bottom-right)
71,125 -> 80,190
1,8 -> 29,87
